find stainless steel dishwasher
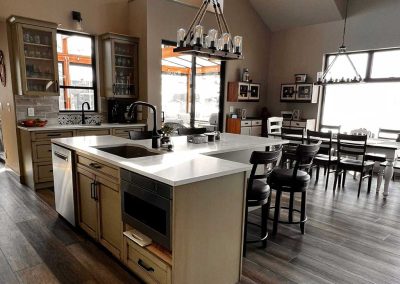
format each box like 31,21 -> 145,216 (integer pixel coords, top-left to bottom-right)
52,144 -> 76,226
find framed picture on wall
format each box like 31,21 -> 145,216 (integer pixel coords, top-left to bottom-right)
280,84 -> 296,101
296,84 -> 313,101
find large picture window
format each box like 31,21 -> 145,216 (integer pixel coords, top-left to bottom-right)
57,31 -> 97,112
320,48 -> 400,135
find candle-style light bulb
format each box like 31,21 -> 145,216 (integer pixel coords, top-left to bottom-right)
194,25 -> 204,47
177,28 -> 186,47
221,33 -> 231,52
233,35 -> 243,54
207,29 -> 218,49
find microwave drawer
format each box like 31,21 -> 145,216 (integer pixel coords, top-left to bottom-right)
121,170 -> 172,199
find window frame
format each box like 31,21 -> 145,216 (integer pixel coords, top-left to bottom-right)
57,29 -> 98,113
161,39 -> 226,131
319,46 -> 400,130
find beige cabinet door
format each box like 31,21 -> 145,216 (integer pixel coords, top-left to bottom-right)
76,168 -> 98,239
97,178 -> 122,259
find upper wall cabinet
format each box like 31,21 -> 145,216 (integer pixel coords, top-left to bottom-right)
101,33 -> 139,98
8,16 -> 59,96
227,82 -> 260,102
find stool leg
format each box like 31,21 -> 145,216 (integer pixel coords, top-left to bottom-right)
261,202 -> 268,248
324,166 -> 327,175
272,190 -> 282,236
243,202 -> 249,257
316,166 -> 320,182
300,191 -> 307,234
342,170 -> 347,188
288,192 -> 294,223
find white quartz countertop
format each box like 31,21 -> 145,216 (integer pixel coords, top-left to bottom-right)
52,133 -> 287,186
18,123 -> 147,132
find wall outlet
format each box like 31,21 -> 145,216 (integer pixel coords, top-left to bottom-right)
27,108 -> 35,117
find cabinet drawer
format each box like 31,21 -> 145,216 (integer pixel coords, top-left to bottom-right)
291,121 -> 306,128
76,129 -> 110,137
251,120 -> 262,126
32,142 -> 52,162
124,236 -> 171,284
113,128 -> 143,139
77,155 -> 119,182
34,163 -> 53,183
241,120 -> 251,126
32,131 -> 74,141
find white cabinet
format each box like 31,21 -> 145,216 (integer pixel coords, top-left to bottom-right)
240,119 -> 262,136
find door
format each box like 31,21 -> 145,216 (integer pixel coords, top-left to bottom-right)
97,177 -> 122,258
76,167 -> 98,238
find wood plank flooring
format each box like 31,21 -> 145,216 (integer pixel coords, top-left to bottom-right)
1,162 -> 400,283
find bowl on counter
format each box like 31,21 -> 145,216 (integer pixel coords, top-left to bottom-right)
20,118 -> 48,127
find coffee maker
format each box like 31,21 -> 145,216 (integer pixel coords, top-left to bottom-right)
107,99 -> 138,123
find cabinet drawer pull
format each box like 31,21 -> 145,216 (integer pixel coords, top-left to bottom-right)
47,133 -> 62,137
137,259 -> 154,272
89,163 -> 102,169
90,182 -> 98,200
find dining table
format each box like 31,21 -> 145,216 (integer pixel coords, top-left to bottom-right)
268,134 -> 400,197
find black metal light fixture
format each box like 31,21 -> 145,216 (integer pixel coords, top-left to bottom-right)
316,0 -> 362,85
72,11 -> 83,32
173,0 -> 243,61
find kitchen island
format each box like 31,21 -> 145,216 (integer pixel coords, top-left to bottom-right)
51,133 -> 286,284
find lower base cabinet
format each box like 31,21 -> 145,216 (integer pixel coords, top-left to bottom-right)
76,156 -> 122,259
123,232 -> 172,284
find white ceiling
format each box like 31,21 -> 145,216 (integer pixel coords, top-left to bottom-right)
248,0 -> 346,32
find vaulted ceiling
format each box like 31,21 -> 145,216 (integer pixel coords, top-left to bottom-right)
248,0 -> 347,32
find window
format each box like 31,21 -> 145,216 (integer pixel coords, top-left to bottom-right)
321,48 -> 400,135
57,31 -> 97,112
161,42 -> 223,130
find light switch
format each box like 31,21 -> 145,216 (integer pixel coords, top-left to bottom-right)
28,107 -> 35,117
229,106 -> 234,113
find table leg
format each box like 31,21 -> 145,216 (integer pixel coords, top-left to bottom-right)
383,159 -> 394,197
376,165 -> 384,193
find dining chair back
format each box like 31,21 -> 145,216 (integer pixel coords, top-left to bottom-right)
129,131 -> 153,140
280,127 -> 304,168
307,130 -> 337,189
334,133 -> 374,197
177,127 -> 207,136
377,128 -> 400,140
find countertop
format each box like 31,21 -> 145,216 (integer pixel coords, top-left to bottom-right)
52,133 -> 287,186
18,123 -> 147,132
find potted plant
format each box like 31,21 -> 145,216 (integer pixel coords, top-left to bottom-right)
160,125 -> 174,145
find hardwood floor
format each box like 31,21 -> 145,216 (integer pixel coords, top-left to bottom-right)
1,162 -> 400,283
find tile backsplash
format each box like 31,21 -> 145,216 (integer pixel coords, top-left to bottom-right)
15,95 -> 107,125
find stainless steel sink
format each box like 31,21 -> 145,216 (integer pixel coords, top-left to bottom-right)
95,144 -> 161,159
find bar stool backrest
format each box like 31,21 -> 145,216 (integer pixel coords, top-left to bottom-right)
129,131 -> 153,140
292,141 -> 321,178
249,147 -> 282,188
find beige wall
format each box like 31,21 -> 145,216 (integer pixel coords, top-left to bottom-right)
266,0 -> 400,125
0,0 -> 129,35
134,0 -> 271,129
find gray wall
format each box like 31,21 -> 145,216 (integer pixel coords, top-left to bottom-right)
266,0 -> 400,125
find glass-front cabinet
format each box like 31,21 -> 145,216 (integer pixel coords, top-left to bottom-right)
102,33 -> 139,98
9,16 -> 59,96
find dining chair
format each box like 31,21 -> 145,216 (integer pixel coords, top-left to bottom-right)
280,127 -> 304,168
266,117 -> 283,136
333,134 -> 375,197
177,127 -> 207,135
269,141 -> 321,235
243,148 -> 281,256
129,130 -> 153,140
307,130 -> 337,189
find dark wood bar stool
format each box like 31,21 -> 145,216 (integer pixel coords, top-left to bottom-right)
243,148 -> 281,257
280,127 -> 305,168
129,130 -> 153,140
177,127 -> 207,135
269,142 -> 321,235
